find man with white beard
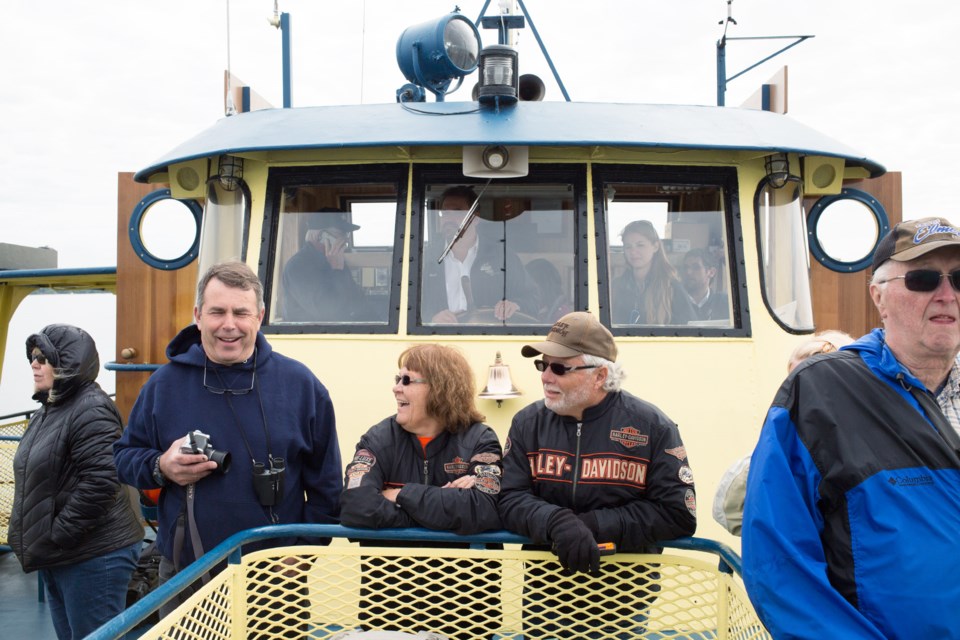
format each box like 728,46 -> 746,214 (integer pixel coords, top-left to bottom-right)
498,311 -> 696,636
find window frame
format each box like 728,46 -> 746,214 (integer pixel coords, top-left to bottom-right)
753,175 -> 814,335
593,164 -> 750,338
258,164 -> 408,335
407,164 -> 589,336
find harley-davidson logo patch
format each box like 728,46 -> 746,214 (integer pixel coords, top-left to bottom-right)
610,426 -> 648,449
444,456 -> 471,475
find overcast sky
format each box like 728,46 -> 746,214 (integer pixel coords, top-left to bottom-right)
1,0 -> 957,411
3,0 -> 956,267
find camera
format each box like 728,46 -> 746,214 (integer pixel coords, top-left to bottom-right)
253,458 -> 286,507
180,430 -> 232,474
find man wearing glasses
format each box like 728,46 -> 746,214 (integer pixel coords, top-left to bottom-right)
498,311 -> 696,636
743,217 -> 960,639
114,261 -> 342,616
421,185 -> 536,324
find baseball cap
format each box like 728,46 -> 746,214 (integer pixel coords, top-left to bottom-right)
872,217 -> 960,271
305,208 -> 361,233
521,312 -> 618,362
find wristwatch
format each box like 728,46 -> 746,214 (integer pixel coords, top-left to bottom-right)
152,455 -> 168,487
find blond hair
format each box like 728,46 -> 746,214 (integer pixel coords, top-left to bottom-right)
787,330 -> 855,372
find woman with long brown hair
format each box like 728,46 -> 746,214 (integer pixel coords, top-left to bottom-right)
340,344 -> 503,639
611,220 -> 696,325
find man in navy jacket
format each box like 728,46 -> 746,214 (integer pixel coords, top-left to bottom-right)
115,261 -> 342,615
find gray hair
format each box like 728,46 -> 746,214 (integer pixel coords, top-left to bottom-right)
581,354 -> 626,392
305,228 -> 324,244
196,261 -> 264,312
870,261 -> 895,287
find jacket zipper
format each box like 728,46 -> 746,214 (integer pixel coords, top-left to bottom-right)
572,422 -> 583,506
423,456 -> 429,483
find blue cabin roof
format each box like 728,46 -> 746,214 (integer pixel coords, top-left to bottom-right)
134,101 -> 885,182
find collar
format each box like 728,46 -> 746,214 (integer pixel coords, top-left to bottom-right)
559,390 -> 617,424
937,358 -> 960,400
690,289 -> 710,308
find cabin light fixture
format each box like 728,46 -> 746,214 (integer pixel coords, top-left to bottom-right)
764,153 -> 791,189
395,11 -> 481,102
476,45 -> 519,107
478,351 -> 522,407
463,145 -> 529,178
218,155 -> 244,192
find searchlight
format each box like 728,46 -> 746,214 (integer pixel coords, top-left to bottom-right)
396,11 -> 481,102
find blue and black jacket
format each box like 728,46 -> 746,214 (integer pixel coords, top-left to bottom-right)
742,328 -> 960,639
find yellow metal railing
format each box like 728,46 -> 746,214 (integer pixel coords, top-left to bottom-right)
92,525 -> 770,640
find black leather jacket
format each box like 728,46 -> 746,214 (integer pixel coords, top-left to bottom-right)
499,391 -> 697,552
8,324 -> 143,571
340,417 -> 503,535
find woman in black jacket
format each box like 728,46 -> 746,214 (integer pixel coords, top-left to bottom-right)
340,343 -> 503,639
8,324 -> 143,640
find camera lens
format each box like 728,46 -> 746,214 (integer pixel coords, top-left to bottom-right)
209,449 -> 232,474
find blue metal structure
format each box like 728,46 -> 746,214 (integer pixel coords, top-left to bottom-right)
135,101 -> 884,182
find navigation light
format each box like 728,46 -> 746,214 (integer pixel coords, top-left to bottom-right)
475,45 -> 519,106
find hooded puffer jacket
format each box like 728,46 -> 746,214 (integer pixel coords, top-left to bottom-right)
7,324 -> 143,572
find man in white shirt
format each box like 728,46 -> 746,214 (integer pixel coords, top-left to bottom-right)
421,185 -> 534,324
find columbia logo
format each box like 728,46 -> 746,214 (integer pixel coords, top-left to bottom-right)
888,474 -> 934,487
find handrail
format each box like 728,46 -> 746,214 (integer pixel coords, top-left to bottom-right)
87,524 -> 743,640
0,393 -> 117,423
0,408 -> 35,422
0,266 -> 117,279
104,362 -> 163,372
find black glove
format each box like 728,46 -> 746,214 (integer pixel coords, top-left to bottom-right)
547,509 -> 600,576
577,511 -> 600,538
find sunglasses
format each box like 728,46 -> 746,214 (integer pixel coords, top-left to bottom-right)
395,374 -> 428,386
30,353 -> 48,365
879,269 -> 960,293
534,359 -> 599,376
203,365 -> 255,395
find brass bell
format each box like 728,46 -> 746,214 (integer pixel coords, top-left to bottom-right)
479,351 -> 521,407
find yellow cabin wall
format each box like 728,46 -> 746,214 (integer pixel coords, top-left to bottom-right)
228,146 -> 808,549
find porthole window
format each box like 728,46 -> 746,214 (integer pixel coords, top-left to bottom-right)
129,189 -> 203,270
808,188 -> 889,273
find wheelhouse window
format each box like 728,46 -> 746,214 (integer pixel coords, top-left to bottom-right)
412,169 -> 584,333
596,167 -> 746,336
197,179 -> 251,277
261,168 -> 404,333
756,178 -> 814,332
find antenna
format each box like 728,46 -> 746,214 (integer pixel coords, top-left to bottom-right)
224,0 -> 236,116
715,0 -> 813,106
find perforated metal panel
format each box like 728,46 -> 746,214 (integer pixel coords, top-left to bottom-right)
141,545 -> 771,640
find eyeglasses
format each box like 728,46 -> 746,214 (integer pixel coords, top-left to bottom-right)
395,374 -> 428,386
878,269 -> 960,293
534,359 -> 599,376
30,353 -> 47,365
203,365 -> 256,395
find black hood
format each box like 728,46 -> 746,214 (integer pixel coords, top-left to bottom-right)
26,324 -> 100,405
